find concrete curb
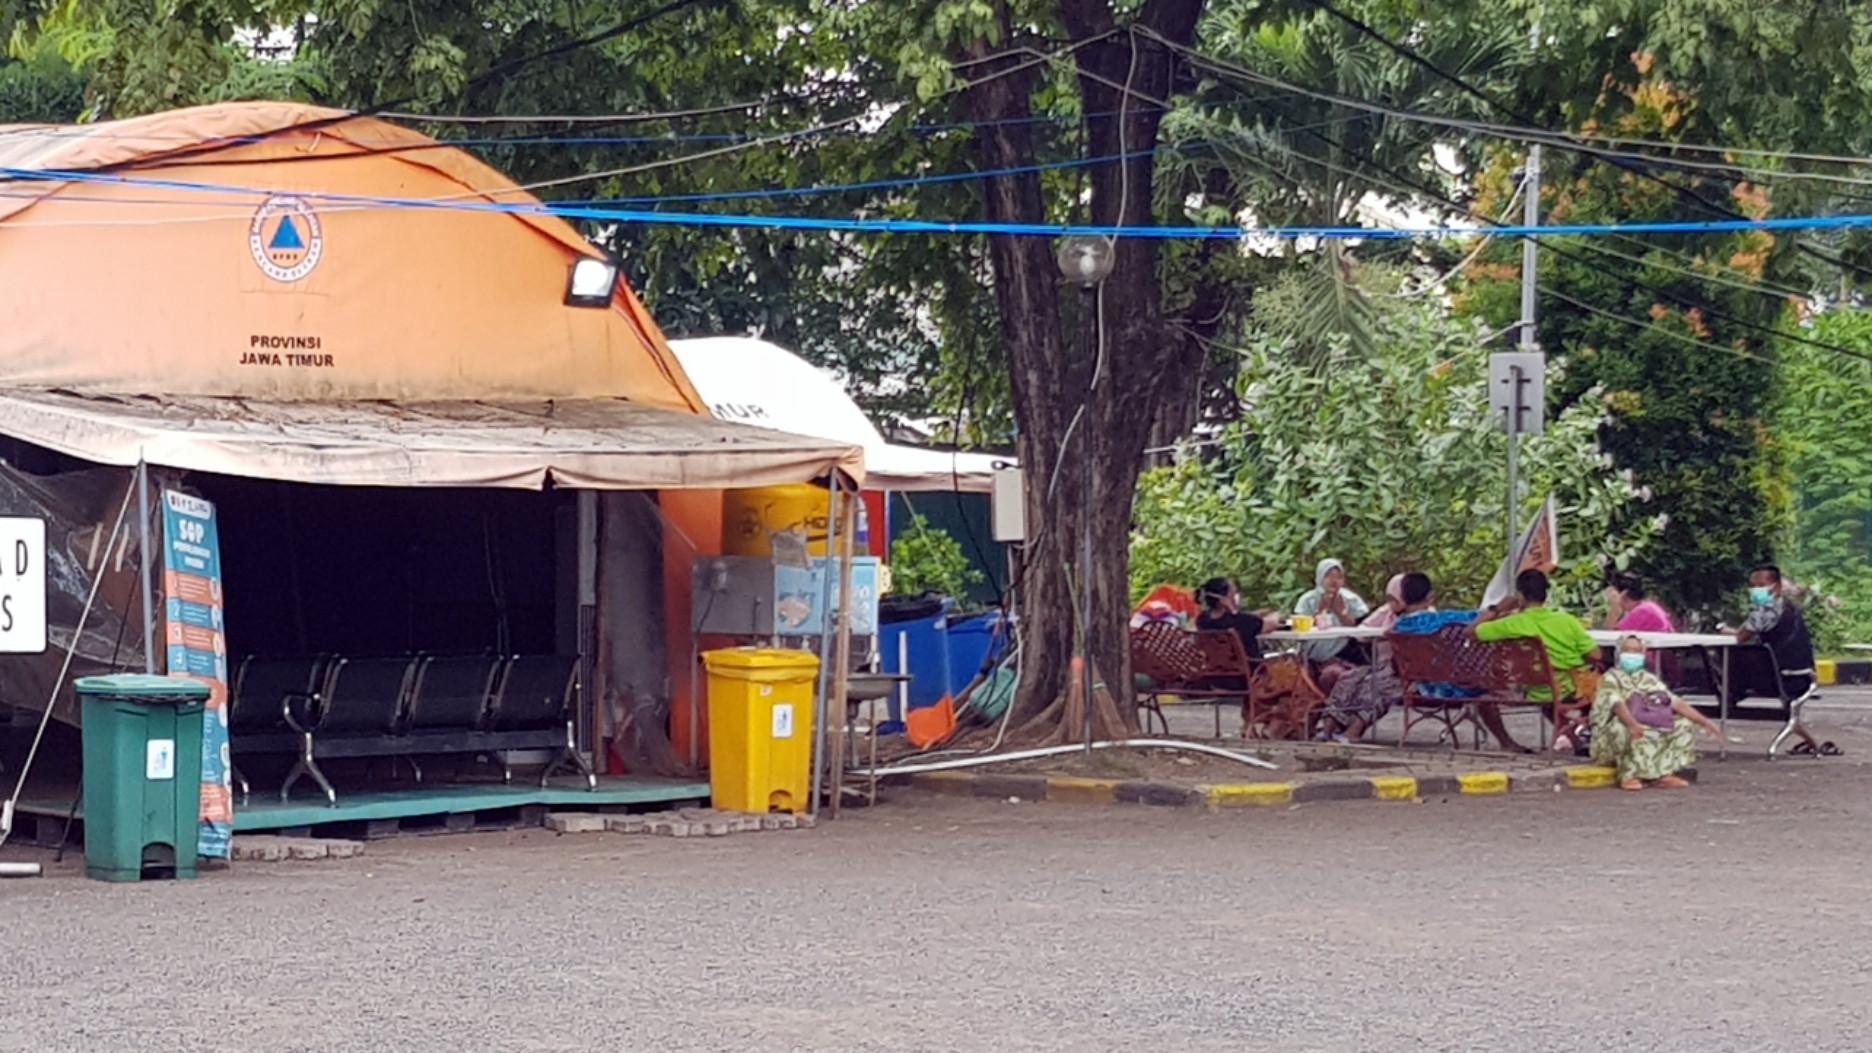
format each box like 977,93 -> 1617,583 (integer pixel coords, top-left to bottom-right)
901,764 -> 1697,811
1819,659 -> 1871,686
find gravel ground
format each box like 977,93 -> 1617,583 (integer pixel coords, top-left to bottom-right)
3,693 -> 1870,1053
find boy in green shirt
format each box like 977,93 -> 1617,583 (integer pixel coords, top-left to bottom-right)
1469,569 -> 1602,751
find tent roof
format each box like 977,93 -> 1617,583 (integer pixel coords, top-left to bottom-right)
0,102 -> 707,412
0,389 -> 863,490
668,336 -> 1006,493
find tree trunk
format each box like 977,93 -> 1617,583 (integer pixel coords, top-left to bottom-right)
964,0 -> 1206,738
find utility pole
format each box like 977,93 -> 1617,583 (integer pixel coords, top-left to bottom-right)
1511,21 -> 1543,560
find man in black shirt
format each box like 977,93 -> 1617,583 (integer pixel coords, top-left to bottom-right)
1735,564 -> 1823,755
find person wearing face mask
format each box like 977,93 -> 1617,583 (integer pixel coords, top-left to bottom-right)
1591,635 -> 1724,790
1734,564 -> 1829,755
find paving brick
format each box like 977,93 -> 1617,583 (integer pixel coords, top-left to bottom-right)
1113,781 -> 1200,808
701,819 -> 733,837
732,815 -> 765,833
545,812 -> 607,834
286,840 -> 330,861
324,841 -> 364,860
761,813 -> 798,831
605,815 -> 650,834
1369,776 -> 1418,801
230,838 -> 289,863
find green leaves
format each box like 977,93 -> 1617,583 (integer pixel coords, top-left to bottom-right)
1132,263 -> 1658,610
888,513 -> 984,599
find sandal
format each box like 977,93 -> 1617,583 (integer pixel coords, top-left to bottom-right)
1619,778 -> 1643,791
1820,741 -> 1844,756
1790,741 -> 1817,756
1655,775 -> 1690,789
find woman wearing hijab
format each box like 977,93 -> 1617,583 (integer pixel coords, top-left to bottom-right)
1591,634 -> 1724,791
1292,558 -> 1371,686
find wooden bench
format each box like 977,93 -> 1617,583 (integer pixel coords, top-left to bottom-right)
1129,623 -> 1324,739
1387,625 -> 1587,750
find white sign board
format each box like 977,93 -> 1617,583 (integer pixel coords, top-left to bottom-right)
1488,352 -> 1547,436
0,517 -> 46,654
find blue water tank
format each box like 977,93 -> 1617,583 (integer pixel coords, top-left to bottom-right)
944,612 -> 1006,695
878,603 -> 954,713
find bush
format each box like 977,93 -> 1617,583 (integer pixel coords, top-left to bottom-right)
1131,273 -> 1659,610
888,515 -> 982,600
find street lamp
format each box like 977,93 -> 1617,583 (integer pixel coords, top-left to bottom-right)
1056,235 -> 1115,753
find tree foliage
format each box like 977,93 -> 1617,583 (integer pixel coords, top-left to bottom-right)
1777,309 -> 1872,649
1133,265 -> 1660,609
1457,61 -> 1792,615
887,514 -> 983,601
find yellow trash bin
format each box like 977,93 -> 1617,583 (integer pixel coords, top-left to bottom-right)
702,648 -> 821,814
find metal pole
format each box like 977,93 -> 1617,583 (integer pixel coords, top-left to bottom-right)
137,460 -> 155,674
1080,283 -> 1098,755
1511,136 -> 1541,557
807,485 -> 840,819
827,484 -> 858,817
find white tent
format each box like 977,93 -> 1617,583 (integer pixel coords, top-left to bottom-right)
669,336 -> 1005,493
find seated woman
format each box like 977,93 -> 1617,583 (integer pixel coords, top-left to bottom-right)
1293,558 -> 1371,690
1193,577 -> 1272,659
1591,634 -> 1723,791
1193,577 -> 1319,738
1602,572 -> 1675,632
1316,573 -> 1435,742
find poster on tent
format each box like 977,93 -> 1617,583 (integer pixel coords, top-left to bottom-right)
160,490 -> 233,859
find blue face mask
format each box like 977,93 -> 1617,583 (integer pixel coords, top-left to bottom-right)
1749,586 -> 1774,607
1618,653 -> 1646,674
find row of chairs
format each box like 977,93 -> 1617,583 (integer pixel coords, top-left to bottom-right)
229,652 -> 596,806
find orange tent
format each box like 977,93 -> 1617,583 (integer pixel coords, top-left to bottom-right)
0,102 -> 863,488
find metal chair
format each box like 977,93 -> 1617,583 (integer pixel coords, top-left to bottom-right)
1764,653 -> 1820,760
486,655 -> 596,789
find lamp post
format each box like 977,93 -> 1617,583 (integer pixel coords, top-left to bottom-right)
1056,234 -> 1115,753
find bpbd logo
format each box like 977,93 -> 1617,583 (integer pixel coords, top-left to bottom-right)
248,195 -> 323,283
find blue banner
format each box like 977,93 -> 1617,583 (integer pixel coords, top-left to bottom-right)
161,490 -> 232,859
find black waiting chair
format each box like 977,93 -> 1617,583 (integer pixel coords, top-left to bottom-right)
281,656 -> 419,804
227,654 -> 331,804
485,655 -> 595,789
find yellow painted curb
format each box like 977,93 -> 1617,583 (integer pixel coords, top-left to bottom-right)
1370,776 -> 1418,801
1458,771 -> 1510,795
1818,659 -> 1837,686
1045,777 -> 1119,805
1204,782 -> 1296,808
1566,766 -> 1617,789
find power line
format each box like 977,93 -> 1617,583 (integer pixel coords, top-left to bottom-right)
18,163 -> 1872,242
1149,16 -> 1872,286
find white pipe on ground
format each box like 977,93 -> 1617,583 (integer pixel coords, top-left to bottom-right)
0,862 -> 43,878
850,737 -> 1280,777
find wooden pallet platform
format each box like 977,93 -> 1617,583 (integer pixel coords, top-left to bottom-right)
13,776 -> 710,846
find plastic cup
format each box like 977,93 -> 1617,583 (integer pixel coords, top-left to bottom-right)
1291,615 -> 1314,633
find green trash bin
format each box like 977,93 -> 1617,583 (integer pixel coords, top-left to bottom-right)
77,673 -> 211,882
